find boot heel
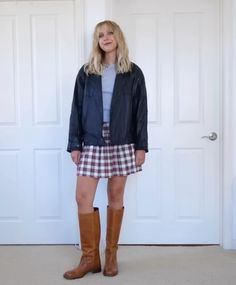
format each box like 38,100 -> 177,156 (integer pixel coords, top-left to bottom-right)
92,267 -> 102,273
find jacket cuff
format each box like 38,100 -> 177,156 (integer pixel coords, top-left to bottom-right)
134,146 -> 148,153
67,142 -> 82,153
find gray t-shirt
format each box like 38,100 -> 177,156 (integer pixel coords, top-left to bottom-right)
102,64 -> 116,122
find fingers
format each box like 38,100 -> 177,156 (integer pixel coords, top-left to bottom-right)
135,157 -> 144,166
136,159 -> 144,166
135,150 -> 145,166
71,151 -> 81,165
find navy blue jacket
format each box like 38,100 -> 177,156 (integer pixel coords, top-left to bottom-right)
67,63 -> 148,152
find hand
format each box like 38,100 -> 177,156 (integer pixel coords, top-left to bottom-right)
135,150 -> 145,166
71,150 -> 81,165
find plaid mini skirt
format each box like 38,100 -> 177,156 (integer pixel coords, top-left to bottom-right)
77,123 -> 142,178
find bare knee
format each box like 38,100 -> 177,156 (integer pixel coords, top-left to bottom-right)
75,176 -> 99,213
107,177 -> 127,209
108,187 -> 122,202
108,186 -> 125,209
76,191 -> 92,207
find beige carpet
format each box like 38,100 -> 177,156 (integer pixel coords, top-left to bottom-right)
0,245 -> 236,285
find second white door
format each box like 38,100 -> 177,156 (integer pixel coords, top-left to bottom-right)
112,0 -> 220,244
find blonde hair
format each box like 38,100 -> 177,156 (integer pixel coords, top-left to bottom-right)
84,20 -> 132,75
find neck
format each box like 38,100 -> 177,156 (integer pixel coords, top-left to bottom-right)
103,51 -> 117,65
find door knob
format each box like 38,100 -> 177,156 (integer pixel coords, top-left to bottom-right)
201,132 -> 217,141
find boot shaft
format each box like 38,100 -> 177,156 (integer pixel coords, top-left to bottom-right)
106,206 -> 124,249
103,206 -> 124,277
79,208 -> 101,256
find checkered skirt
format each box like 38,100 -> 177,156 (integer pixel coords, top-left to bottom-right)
77,123 -> 142,178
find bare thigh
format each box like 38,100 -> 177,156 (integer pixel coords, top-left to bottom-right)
107,176 -> 127,209
76,175 -> 99,213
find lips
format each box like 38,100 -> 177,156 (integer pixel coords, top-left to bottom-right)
104,42 -> 112,45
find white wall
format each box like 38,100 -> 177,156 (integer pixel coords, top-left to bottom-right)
83,0 -> 107,59
222,0 -> 236,249
232,0 -> 236,247
75,0 -> 109,65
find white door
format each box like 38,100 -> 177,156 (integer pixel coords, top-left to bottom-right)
112,0 -> 220,244
0,1 -> 77,243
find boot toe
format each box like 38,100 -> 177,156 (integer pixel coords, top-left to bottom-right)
103,269 -> 118,277
63,271 -> 75,279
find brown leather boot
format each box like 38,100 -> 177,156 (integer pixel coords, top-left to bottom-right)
63,208 -> 101,279
103,206 -> 124,277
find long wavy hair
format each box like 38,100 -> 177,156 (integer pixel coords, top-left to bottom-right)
84,20 -> 132,75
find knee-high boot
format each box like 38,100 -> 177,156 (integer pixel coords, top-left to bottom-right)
103,206 -> 124,277
63,207 -> 101,279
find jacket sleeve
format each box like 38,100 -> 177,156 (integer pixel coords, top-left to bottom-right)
134,67 -> 148,152
67,67 -> 85,153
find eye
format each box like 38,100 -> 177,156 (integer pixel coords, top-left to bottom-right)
107,31 -> 114,35
98,33 -> 104,38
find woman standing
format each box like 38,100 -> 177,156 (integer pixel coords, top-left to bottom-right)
64,20 -> 148,279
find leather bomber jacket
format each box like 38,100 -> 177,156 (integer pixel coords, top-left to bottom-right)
67,62 -> 148,153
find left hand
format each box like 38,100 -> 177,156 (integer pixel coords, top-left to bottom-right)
135,150 -> 146,166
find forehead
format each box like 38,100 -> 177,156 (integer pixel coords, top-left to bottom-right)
97,24 -> 114,33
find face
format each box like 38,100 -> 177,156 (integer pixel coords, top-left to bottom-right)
97,24 -> 118,54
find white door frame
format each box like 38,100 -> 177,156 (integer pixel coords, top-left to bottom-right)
221,0 -> 235,249
74,0 -> 236,249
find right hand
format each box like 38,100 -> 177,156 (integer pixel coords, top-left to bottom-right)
71,150 -> 81,165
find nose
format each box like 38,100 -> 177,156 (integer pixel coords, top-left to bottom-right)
103,34 -> 110,41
